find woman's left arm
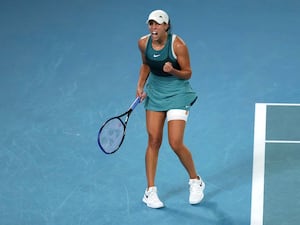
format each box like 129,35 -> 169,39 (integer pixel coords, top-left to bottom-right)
163,36 -> 192,79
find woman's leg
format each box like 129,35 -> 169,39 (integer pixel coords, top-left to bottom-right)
168,119 -> 205,204
145,110 -> 166,187
167,120 -> 198,179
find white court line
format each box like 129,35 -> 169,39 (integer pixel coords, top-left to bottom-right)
266,140 -> 300,144
262,103 -> 300,106
251,103 -> 267,225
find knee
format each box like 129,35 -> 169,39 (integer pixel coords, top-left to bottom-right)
148,135 -> 162,150
169,139 -> 183,153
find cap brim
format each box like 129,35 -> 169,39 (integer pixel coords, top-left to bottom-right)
146,18 -> 164,24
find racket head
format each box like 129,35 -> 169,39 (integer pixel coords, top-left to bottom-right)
97,117 -> 126,154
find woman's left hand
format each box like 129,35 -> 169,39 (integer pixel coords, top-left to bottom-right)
163,62 -> 174,73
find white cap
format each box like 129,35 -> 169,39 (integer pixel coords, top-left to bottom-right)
146,10 -> 169,24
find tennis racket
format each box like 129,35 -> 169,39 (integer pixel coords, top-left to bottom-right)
97,97 -> 141,154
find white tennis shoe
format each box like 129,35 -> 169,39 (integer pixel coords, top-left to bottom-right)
142,186 -> 164,209
189,177 -> 205,205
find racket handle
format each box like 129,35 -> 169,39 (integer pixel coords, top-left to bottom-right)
129,97 -> 141,110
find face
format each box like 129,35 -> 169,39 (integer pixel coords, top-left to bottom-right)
148,20 -> 168,41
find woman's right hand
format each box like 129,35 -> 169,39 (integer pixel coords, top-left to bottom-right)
137,88 -> 147,101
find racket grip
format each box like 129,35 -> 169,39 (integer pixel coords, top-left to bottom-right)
129,97 -> 141,110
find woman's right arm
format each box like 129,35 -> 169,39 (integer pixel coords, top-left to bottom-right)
136,36 -> 150,100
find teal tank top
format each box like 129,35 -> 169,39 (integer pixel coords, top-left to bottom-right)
144,33 -> 197,111
145,33 -> 180,76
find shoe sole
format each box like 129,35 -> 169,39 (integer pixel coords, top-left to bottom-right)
142,196 -> 164,209
189,192 -> 204,205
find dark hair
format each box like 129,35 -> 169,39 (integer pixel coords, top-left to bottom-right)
166,20 -> 172,33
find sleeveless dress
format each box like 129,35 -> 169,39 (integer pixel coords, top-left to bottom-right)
144,33 -> 197,111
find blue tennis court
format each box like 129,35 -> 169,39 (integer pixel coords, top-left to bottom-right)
1,0 -> 300,224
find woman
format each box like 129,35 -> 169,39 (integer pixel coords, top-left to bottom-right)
136,9 -> 205,209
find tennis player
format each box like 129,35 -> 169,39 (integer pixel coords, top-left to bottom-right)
136,9 -> 205,208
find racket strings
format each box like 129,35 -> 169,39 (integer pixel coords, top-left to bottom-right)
98,118 -> 125,153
